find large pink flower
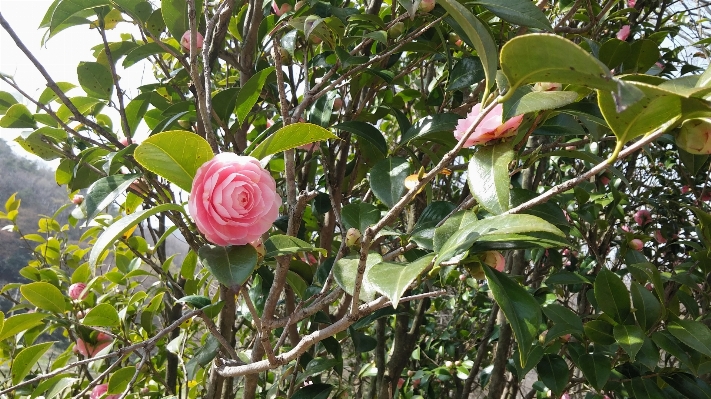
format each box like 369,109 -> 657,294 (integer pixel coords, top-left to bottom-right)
90,384 -> 120,399
453,103 -> 523,147
189,153 -> 282,246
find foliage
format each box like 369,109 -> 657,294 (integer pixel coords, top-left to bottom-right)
1,0 -> 711,398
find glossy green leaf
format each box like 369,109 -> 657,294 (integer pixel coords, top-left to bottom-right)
505,91 -> 579,118
439,0 -> 497,97
652,330 -> 696,373
333,253 -> 382,302
20,282 -> 65,313
291,383 -> 333,399
56,97 -> 103,122
334,121 -> 388,156
366,254 -> 435,308
584,319 -> 616,345
123,42 -> 174,67
186,335 -> 218,380
668,319 -> 711,358
410,201 -> 457,250
473,0 -> 551,31
89,203 -> 186,267
83,303 -> 120,326
42,377 -> 77,399
177,295 -> 211,309
112,0 -> 153,22
37,82 -> 75,108
400,113 -> 459,145
11,341 -> 54,385
342,202 -> 380,233
625,377 -> 665,399
14,127 -> 67,161
447,57 -> 484,92
484,266 -> 541,367
468,141 -> 514,215
631,281 -> 661,332
133,130 -> 214,192
85,174 -> 141,223
0,104 -> 36,129
264,235 -> 326,258
0,313 -> 47,342
369,157 -> 410,209
594,269 -> 630,324
212,88 -> 239,125
662,373 -> 711,399
198,245 -> 258,289
235,67 -> 275,124
295,358 -> 341,386
614,324 -> 645,361
501,34 -> 615,95
161,0 -> 203,40
598,38 -> 631,69
250,122 -> 338,160
77,62 -> 113,100
536,354 -> 568,397
542,303 -> 583,342
49,0 -> 110,34
107,366 -> 135,394
577,354 -> 611,391
626,40 -> 660,73
0,91 -> 18,114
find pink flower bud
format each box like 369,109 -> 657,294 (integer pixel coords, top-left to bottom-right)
68,283 -> 88,300
454,103 -> 523,147
633,209 -> 652,226
418,0 -> 435,13
627,0 -> 636,7
444,360 -> 453,368
397,378 -> 405,388
72,195 -> 84,205
703,192 -> 711,202
119,136 -> 130,146
180,30 -> 204,51
654,230 -> 667,244
333,98 -> 343,111
346,227 -> 362,247
600,176 -> 611,185
561,334 -> 571,342
646,283 -> 653,291
560,393 -> 571,399
629,238 -> 644,251
482,251 -> 505,272
250,239 -> 266,258
90,384 -> 121,399
459,273 -> 467,281
677,119 -> 711,154
682,185 -> 691,194
533,82 -> 562,92
616,25 -> 631,41
75,333 -> 112,358
272,1 -> 292,16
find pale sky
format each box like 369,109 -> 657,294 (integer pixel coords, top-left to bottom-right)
0,0 -> 156,163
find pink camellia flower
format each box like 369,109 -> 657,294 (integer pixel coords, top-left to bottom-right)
621,224 -> 631,233
627,0 -> 636,7
453,103 -> 524,147
118,136 -> 130,146
75,332 -> 112,358
272,1 -> 292,16
418,0 -> 435,13
72,195 -> 84,205
682,185 -> 691,194
617,25 -> 631,41
482,251 -> 505,272
90,384 -> 120,399
633,209 -> 652,226
654,230 -> 667,244
180,30 -> 204,51
533,82 -> 562,92
677,119 -> 711,154
189,153 -> 282,246
629,238 -> 644,251
68,282 -> 88,300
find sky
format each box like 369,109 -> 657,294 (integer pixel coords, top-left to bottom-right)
0,0 -> 156,165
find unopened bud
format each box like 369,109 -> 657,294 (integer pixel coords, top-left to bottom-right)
629,238 -> 644,251
533,82 -> 562,92
250,239 -> 266,258
418,0 -> 435,13
181,30 -> 204,51
346,228 -> 361,247
68,283 -> 88,300
482,251 -> 505,272
388,22 -> 404,38
677,118 -> 711,154
72,195 -> 84,205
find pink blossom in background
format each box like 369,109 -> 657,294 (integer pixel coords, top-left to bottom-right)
272,1 -> 292,16
621,225 -> 631,233
90,384 -> 120,399
600,175 -> 611,185
188,153 -> 282,246
629,238 -> 644,251
68,282 -> 88,300
482,251 -> 505,272
72,195 -> 84,205
633,209 -> 652,226
654,230 -> 667,244
180,30 -> 204,51
627,0 -> 636,7
617,25 -> 631,41
702,191 -> 711,202
682,185 -> 691,194
75,332 -> 112,358
453,103 -> 523,147
250,238 -> 266,258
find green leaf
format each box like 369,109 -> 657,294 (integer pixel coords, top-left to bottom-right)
0,104 -> 36,128
295,358 -> 341,386
0,313 -> 47,342
594,269 -> 630,324
11,341 -> 54,385
468,141 -> 514,215
49,0 -> 110,34
668,319 -> 711,358
264,235 -> 326,258
438,0 -> 497,97
133,130 -> 214,192
342,202 -> 380,233
400,113 -> 459,145
366,254 -> 435,308
577,354 -> 611,391
123,42 -> 175,67
89,203 -> 186,267
625,40 -> 660,73
598,38 -> 630,69
625,377 -> 666,399
652,330 -> 696,373
333,253 -> 382,302
614,324 -> 645,362
631,281 -> 661,332
77,62 -> 113,100
20,282 -> 65,313
484,266 -> 542,368
235,67 -> 275,124
542,303 -> 583,342
447,56 -> 484,92
584,319 -> 615,345
14,127 -> 67,161
250,122 -> 338,160
535,354 -> 568,397
56,97 -> 103,122
473,0 -> 552,31
107,366 -> 135,394
500,34 -> 615,95
198,245 -> 258,289
369,157 -> 410,209
85,174 -> 141,223
177,295 -> 211,309
334,121 -> 388,156
83,303 -> 120,326
212,88 -> 240,125
504,91 -> 579,118
662,373 -> 711,399
291,383 -> 333,399
678,147 -> 709,176
112,0 -> 153,22
0,91 -> 18,114
186,335 -> 218,380
37,82 -> 75,107
161,0 -> 203,40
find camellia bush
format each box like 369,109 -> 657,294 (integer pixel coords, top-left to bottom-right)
2,0 -> 711,398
